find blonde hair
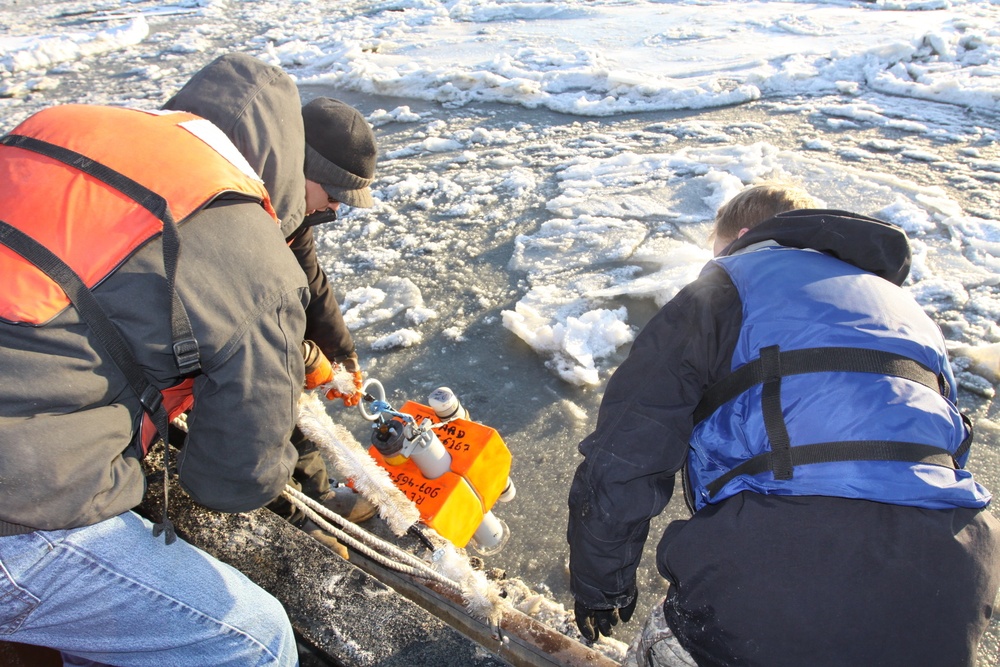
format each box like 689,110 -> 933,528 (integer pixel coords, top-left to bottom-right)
713,182 -> 818,247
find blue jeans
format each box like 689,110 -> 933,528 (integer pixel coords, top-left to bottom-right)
0,511 -> 298,667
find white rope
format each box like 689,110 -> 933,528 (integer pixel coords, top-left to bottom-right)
296,392 -> 420,535
291,392 -> 508,623
172,393 -> 508,624
282,485 -> 461,592
282,485 -> 506,625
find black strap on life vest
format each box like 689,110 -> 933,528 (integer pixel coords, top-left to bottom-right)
0,134 -> 201,375
696,344 -> 972,500
759,345 -> 794,480
0,219 -> 176,543
704,440 -> 958,497
0,133 -> 211,544
694,345 -> 949,424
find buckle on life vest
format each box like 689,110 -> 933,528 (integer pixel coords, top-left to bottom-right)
173,338 -> 200,375
139,384 -> 163,416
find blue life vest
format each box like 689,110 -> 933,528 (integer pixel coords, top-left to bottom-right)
688,243 -> 990,512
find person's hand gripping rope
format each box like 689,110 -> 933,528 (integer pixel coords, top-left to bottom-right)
302,340 -> 364,407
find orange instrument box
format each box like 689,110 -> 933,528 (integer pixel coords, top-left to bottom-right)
367,401 -> 512,548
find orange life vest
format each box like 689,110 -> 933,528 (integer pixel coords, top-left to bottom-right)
0,105 -> 279,453
0,104 -> 276,324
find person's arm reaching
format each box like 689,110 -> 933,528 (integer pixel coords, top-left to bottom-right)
178,289 -> 306,511
567,266 -> 741,636
169,199 -> 309,512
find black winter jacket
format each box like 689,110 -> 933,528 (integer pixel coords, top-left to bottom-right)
0,195 -> 307,533
165,54 -> 356,362
567,211 -> 1000,666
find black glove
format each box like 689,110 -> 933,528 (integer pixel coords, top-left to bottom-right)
574,592 -> 638,642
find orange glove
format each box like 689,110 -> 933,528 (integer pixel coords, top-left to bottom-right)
322,351 -> 364,407
302,340 -> 333,389
325,371 -> 364,407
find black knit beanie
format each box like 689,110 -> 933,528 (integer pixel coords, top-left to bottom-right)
302,97 -> 377,208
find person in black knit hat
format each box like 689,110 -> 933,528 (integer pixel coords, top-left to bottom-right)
303,97 -> 377,209
286,95 -> 382,553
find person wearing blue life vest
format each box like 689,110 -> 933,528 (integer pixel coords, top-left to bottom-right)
567,182 -> 1000,667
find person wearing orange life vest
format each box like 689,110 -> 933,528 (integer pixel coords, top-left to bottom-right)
0,104 -> 307,666
162,55 -> 378,551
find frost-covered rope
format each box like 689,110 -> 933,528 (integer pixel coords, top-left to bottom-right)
429,539 -> 509,626
293,391 -> 507,623
285,484 -> 506,625
282,485 -> 461,591
173,410 -> 461,589
296,392 -> 420,535
172,393 -> 508,624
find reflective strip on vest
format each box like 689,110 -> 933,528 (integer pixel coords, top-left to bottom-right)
0,105 -> 276,324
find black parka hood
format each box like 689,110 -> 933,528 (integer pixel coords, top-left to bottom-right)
724,209 -> 912,286
163,53 -> 307,239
